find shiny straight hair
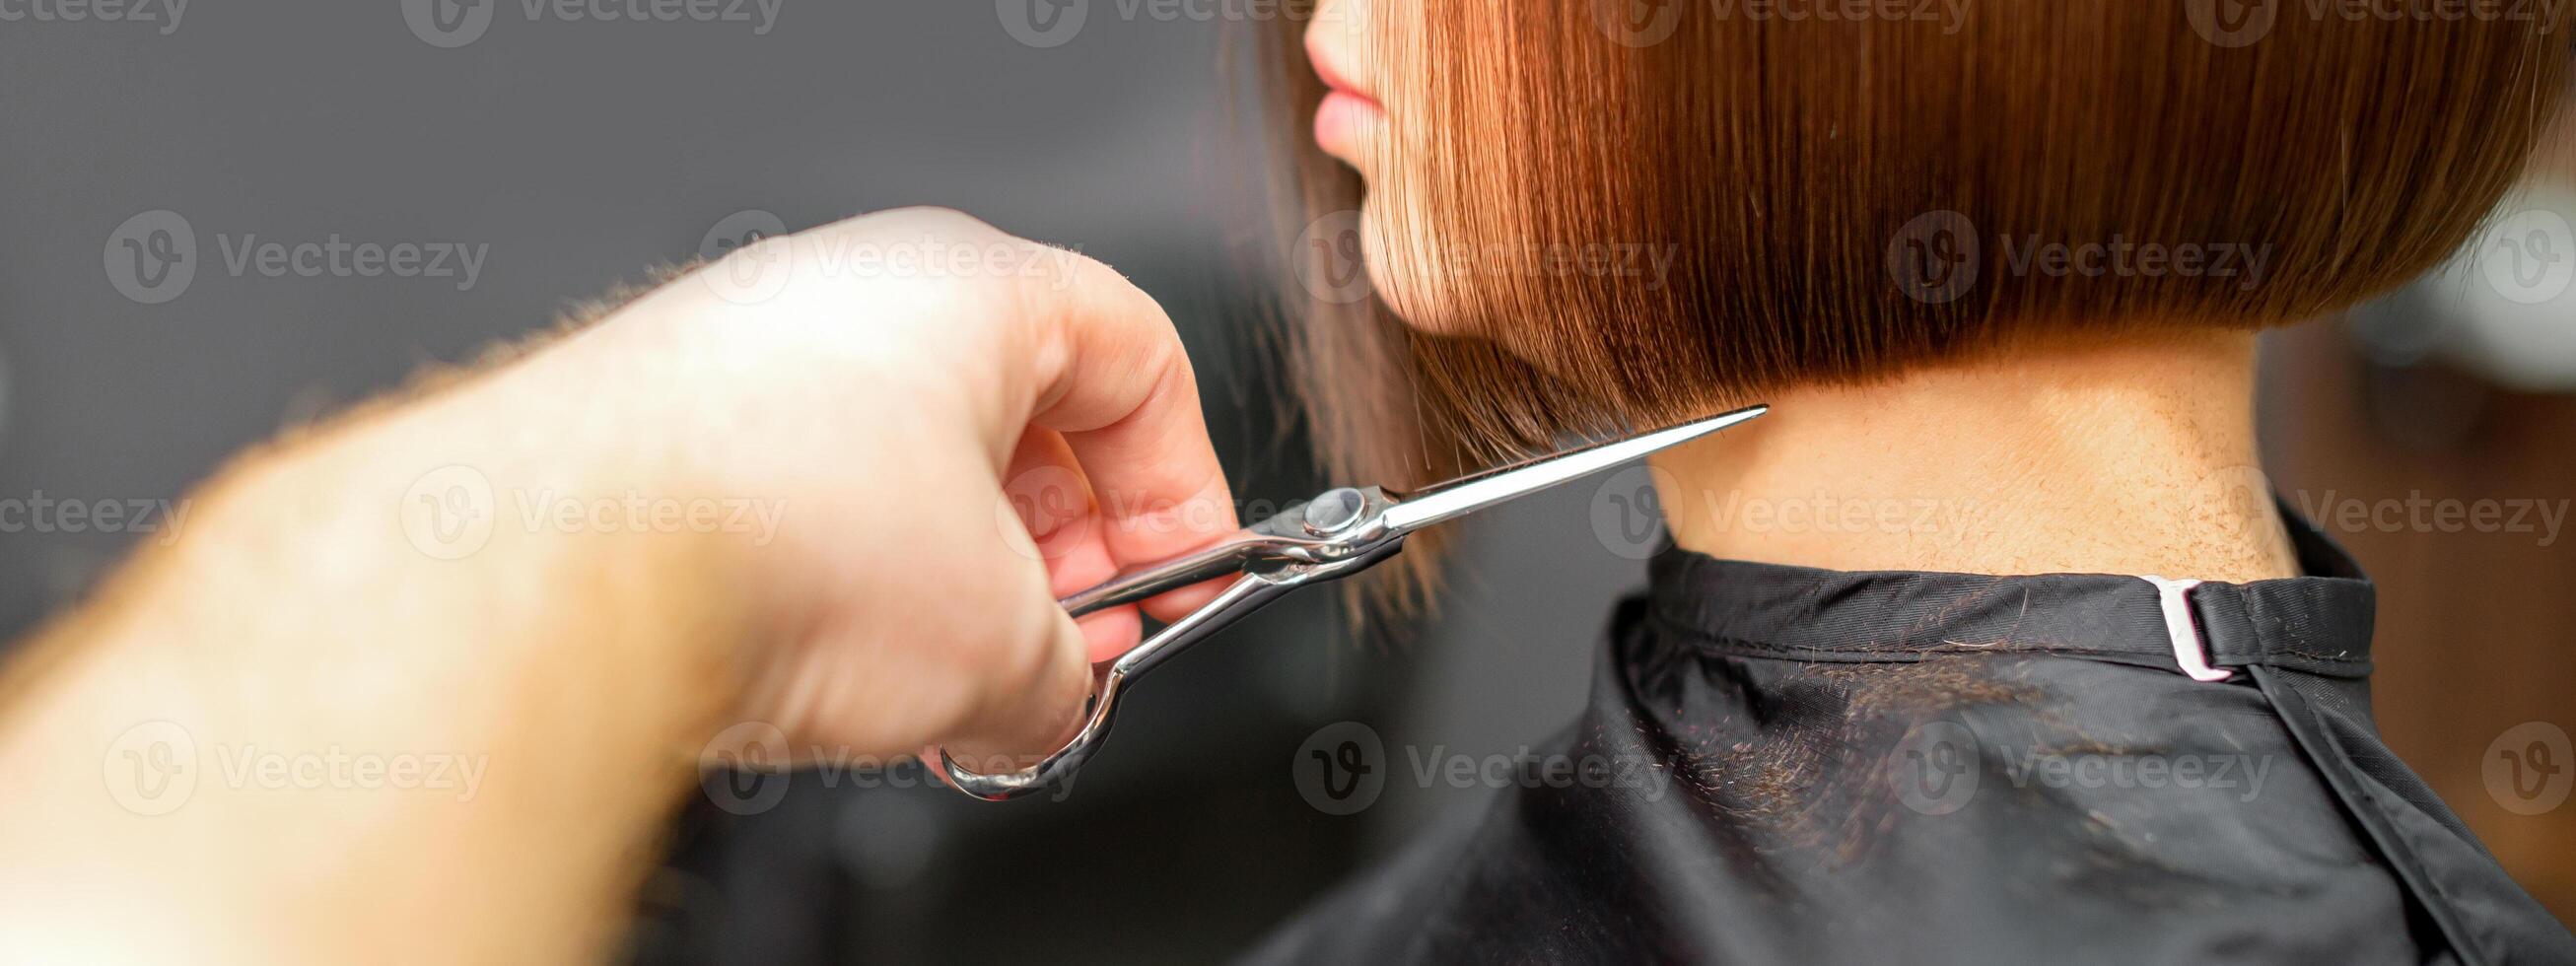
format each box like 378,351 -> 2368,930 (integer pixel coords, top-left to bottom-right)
1244,3 -> 2567,601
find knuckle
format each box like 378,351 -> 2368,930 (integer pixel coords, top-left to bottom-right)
1120,325 -> 1193,410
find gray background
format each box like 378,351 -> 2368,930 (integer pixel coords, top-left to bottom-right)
0,3 -> 1643,962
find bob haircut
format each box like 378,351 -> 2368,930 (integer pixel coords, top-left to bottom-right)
1250,2 -> 2568,600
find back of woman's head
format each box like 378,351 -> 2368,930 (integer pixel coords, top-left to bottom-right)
1260,1 -> 2568,504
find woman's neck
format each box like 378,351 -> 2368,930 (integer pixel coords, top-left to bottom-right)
1650,329 -> 2300,582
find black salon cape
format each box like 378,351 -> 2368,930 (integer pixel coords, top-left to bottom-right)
1241,517 -> 2574,965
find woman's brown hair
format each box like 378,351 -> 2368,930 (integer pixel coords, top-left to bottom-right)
1246,2 -> 2567,602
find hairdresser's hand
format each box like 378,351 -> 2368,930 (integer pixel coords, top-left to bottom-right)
0,207 -> 1237,962
570,207 -> 1242,763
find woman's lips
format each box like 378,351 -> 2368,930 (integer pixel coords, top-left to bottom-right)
1305,36 -> 1385,163
1314,89 -> 1386,160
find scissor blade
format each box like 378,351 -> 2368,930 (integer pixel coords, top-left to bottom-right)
1376,405 -> 1767,535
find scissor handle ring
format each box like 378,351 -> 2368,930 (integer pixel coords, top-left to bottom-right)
933,661 -> 1128,801
930,571 -> 1295,800
929,536 -> 1407,800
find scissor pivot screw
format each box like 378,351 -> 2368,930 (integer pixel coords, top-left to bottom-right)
1301,487 -> 1367,535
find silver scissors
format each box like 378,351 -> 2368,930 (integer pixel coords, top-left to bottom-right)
933,404 -> 1768,800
